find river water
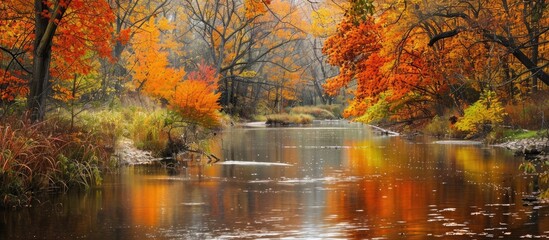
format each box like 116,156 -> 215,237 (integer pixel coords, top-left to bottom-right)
1,121 -> 548,239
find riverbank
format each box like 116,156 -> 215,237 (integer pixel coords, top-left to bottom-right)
495,137 -> 549,160
0,118 -> 106,208
115,138 -> 158,165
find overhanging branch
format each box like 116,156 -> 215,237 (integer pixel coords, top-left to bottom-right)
428,27 -> 465,46
0,46 -> 32,74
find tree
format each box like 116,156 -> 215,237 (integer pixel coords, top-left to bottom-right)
180,0 -> 305,115
0,1 -> 32,107
128,17 -> 184,99
103,0 -> 170,99
0,0 -> 115,121
128,16 -> 221,127
423,0 -> 549,89
323,0 -> 547,124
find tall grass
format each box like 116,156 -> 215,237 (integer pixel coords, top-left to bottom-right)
290,106 -> 337,120
1,118 -> 107,207
76,108 -> 171,157
317,104 -> 344,118
127,109 -> 170,156
1,105 -> 223,207
265,113 -> 313,125
75,109 -> 125,151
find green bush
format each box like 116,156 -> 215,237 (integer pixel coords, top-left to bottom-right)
128,110 -> 169,155
76,110 -> 124,149
455,90 -> 506,137
78,108 -> 172,157
252,114 -> 268,122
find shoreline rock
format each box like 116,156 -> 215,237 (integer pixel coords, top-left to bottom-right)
115,138 -> 158,165
495,137 -> 549,160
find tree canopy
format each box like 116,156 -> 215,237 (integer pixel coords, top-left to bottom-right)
323,0 -> 548,127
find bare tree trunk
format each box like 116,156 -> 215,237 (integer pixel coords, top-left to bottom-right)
28,0 -> 66,122
28,45 -> 52,122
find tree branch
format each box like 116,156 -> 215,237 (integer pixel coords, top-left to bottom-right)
428,27 -> 465,46
0,46 -> 32,74
483,33 -> 549,86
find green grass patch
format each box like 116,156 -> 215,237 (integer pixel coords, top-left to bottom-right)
502,129 -> 544,140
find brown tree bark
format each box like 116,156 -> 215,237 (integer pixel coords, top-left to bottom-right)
28,0 -> 69,122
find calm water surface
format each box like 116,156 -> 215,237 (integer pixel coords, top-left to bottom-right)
1,121 -> 548,239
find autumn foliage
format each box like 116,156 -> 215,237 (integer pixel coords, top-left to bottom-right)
128,18 -> 221,128
170,79 -> 221,128
323,0 -> 548,131
0,1 -> 114,103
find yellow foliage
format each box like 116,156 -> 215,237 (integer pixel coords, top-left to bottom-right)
157,18 -> 175,31
455,91 -> 507,135
354,93 -> 390,124
239,70 -> 257,78
309,7 -> 342,37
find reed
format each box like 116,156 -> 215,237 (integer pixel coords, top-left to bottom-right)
265,113 -> 313,126
290,106 -> 337,120
1,118 -> 106,207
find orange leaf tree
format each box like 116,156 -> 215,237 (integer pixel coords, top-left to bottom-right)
1,0 -> 115,121
128,17 -> 221,129
322,0 -> 548,124
180,0 -> 306,116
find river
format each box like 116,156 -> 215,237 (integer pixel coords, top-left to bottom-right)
1,121 -> 548,239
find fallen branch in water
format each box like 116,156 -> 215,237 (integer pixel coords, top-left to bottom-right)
185,148 -> 221,164
366,124 -> 400,136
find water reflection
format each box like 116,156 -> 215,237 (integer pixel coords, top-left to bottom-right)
1,121 -> 548,239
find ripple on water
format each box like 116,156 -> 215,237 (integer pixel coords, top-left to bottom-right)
180,202 -> 206,206
217,161 -> 292,166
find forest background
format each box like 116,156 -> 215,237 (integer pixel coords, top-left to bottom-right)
1,0 -> 548,206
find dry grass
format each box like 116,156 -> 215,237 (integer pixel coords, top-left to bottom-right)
265,113 -> 313,126
1,117 -> 108,207
290,106 -> 337,120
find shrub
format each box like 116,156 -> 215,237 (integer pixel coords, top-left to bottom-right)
455,90 -> 506,137
128,109 -> 169,156
317,104 -> 344,118
76,110 -> 125,150
78,108 -> 171,157
424,115 -> 450,138
252,114 -> 268,122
